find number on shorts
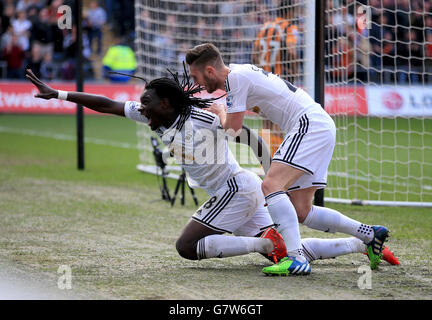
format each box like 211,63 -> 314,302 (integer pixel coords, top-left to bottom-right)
204,196 -> 217,209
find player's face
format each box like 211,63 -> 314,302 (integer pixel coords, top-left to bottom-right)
189,64 -> 218,93
139,88 -> 166,131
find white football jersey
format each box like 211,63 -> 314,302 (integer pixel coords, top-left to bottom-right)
124,101 -> 243,195
225,63 -> 328,132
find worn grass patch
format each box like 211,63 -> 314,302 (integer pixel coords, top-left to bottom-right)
0,115 -> 431,300
1,175 -> 431,299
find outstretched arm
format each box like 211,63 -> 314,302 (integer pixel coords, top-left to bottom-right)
25,69 -> 126,116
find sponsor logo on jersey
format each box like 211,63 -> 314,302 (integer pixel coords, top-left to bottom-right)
226,94 -> 233,109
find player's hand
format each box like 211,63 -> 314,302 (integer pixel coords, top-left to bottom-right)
204,103 -> 226,117
25,69 -> 58,100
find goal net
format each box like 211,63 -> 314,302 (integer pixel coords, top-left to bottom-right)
134,0 -> 432,206
324,0 -> 432,206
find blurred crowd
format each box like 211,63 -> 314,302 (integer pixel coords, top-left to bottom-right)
0,0 -> 135,81
137,0 -> 432,85
1,0 -> 431,84
327,0 -> 432,84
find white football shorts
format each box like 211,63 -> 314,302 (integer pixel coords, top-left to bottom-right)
192,170 -> 274,236
272,109 -> 336,191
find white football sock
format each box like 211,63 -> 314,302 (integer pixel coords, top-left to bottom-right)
265,191 -> 305,261
196,234 -> 273,260
301,237 -> 366,262
302,205 -> 374,244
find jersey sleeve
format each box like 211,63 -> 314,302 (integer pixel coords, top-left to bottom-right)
124,101 -> 148,124
189,108 -> 220,131
225,71 -> 250,114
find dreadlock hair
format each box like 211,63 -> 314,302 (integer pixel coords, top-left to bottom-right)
146,62 -> 223,119
110,63 -> 224,128
110,63 -> 221,117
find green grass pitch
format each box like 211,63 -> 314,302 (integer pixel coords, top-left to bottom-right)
0,114 -> 431,299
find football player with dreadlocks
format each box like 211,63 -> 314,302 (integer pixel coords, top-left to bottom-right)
25,68 -> 399,270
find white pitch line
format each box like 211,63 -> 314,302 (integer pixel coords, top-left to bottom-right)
2,125 -> 431,191
0,126 -> 138,150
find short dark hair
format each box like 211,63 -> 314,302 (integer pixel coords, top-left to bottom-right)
185,43 -> 223,67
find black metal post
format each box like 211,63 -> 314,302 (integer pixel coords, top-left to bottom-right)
314,0 -> 325,207
75,0 -> 84,170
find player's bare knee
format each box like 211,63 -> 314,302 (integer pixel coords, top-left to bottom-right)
293,204 -> 312,223
261,178 -> 280,196
297,209 -> 309,223
261,180 -> 270,195
175,238 -> 198,260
